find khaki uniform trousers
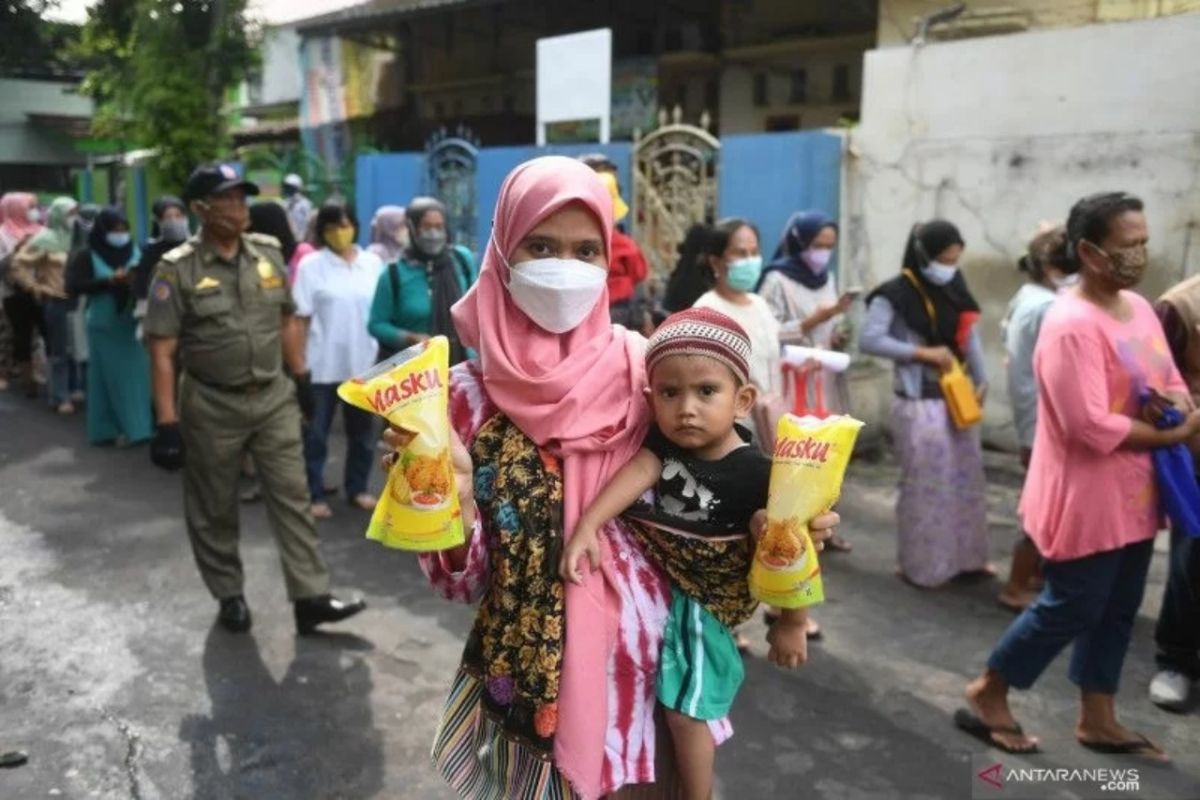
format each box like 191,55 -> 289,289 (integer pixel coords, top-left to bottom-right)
180,373 -> 330,601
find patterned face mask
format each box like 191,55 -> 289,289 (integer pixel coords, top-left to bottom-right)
1090,241 -> 1148,289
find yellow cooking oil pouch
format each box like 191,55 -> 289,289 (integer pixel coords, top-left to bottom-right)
749,414 -> 864,608
337,336 -> 464,551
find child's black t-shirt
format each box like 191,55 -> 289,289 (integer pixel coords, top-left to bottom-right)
625,423 -> 771,538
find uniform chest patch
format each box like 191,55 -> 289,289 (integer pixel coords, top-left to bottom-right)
152,279 -> 172,301
257,259 -> 283,289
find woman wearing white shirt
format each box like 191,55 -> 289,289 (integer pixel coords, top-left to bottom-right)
293,203 -> 384,518
692,217 -> 825,641
692,218 -> 781,395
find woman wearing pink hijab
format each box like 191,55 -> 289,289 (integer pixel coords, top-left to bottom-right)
383,157 -> 838,799
0,192 -> 45,393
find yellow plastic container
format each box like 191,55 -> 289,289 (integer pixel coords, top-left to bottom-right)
941,359 -> 982,429
337,336 -> 464,551
749,414 -> 864,608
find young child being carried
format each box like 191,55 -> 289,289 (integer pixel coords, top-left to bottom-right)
559,307 -> 811,800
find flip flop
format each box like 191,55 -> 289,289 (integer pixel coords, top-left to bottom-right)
954,708 -> 1040,754
0,751 -> 28,768
1078,734 -> 1166,759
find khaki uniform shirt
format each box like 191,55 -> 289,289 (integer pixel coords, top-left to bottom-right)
143,232 -> 294,388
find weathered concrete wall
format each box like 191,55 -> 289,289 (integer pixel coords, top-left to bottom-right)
846,13 -> 1200,447
877,0 -> 1200,47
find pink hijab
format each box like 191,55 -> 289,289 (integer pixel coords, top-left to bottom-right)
452,156 -> 652,797
0,193 -> 42,244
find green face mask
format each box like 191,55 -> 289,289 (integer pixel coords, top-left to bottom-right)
726,255 -> 763,291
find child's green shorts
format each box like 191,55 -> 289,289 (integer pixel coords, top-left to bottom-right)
656,586 -> 745,720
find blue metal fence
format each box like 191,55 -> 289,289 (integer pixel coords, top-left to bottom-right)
354,132 -> 842,265
718,131 -> 843,268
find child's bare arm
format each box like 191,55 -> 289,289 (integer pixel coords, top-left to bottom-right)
559,448 -> 661,583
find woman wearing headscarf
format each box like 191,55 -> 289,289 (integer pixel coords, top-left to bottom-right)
1,192 -> 46,394
70,203 -> 100,252
66,207 -> 152,445
759,211 -> 851,342
860,220 -> 991,588
0,192 -> 41,257
384,157 -> 841,799
134,196 -> 190,301
11,197 -> 80,413
65,203 -> 100,398
367,196 -> 476,363
365,205 -> 407,264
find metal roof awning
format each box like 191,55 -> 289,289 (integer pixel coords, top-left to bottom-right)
295,0 -> 487,35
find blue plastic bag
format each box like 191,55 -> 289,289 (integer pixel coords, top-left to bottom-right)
1151,405 -> 1200,539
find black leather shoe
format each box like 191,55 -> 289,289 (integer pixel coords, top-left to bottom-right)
218,595 -> 252,633
294,594 -> 366,635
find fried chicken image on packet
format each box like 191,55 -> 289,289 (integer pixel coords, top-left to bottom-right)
337,336 -> 464,551
750,414 -> 863,608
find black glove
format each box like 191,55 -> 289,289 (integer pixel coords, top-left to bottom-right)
293,370 -> 316,423
150,422 -> 185,470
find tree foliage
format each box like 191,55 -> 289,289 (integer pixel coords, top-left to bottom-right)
75,0 -> 261,188
0,0 -> 82,76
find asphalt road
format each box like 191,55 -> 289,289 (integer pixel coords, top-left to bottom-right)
2,389 -> 1197,800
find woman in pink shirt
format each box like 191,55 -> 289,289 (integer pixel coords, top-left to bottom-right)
956,192 -> 1200,760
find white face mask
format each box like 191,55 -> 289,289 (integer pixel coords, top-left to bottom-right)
507,257 -> 608,334
1051,273 -> 1080,291
27,208 -> 42,224
921,261 -> 958,286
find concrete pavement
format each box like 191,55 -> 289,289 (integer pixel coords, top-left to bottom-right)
1,389 -> 1197,799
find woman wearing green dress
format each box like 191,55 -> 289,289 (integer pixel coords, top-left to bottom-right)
366,196 -> 477,363
66,207 -> 152,445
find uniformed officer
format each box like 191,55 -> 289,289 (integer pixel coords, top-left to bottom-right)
144,163 -> 365,635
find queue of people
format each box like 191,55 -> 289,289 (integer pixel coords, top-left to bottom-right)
4,156 -> 1199,797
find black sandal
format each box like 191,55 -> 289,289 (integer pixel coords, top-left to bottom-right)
1078,734 -> 1166,759
954,708 -> 1040,754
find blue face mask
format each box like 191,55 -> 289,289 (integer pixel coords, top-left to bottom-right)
726,255 -> 763,292
106,232 -> 131,248
920,261 -> 958,286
